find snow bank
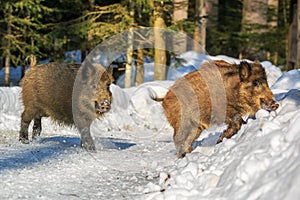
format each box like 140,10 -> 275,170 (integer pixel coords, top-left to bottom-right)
0,81 -> 173,139
0,87 -> 23,130
0,87 -> 77,135
143,69 -> 300,200
260,61 -> 283,87
271,69 -> 300,92
91,81 -> 173,138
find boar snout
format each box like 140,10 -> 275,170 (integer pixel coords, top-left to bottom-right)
95,99 -> 111,114
261,98 -> 279,111
270,101 -> 279,111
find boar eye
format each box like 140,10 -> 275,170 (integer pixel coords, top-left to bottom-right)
253,80 -> 261,87
91,84 -> 97,89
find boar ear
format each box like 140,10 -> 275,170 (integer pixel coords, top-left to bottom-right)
239,61 -> 251,81
81,61 -> 96,81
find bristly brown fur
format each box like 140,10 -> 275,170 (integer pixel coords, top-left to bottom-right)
19,62 -> 113,150
162,60 -> 278,158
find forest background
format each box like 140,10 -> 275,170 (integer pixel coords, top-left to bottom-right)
0,0 -> 297,87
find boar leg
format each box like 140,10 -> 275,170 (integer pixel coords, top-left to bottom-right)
32,118 -> 42,140
174,121 -> 202,158
76,115 -> 96,151
79,127 -> 95,151
19,111 -> 31,144
217,115 -> 244,143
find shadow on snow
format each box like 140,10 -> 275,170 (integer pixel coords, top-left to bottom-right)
0,136 -> 136,172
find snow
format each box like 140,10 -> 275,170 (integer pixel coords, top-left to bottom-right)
1,52 -> 300,200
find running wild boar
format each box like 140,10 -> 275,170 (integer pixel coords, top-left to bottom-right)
161,60 -> 279,158
19,61 -> 113,150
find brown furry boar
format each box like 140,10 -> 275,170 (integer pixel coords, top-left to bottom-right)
19,61 -> 113,150
161,60 -> 279,158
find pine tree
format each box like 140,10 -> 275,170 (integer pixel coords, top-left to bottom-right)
0,0 -> 55,85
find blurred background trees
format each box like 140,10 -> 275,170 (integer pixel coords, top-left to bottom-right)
0,0 -> 295,86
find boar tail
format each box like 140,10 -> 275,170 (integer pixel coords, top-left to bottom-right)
25,54 -> 37,68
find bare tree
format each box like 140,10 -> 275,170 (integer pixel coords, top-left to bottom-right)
297,0 -> 300,68
135,45 -> 144,86
193,0 -> 207,53
173,0 -> 188,52
242,0 -> 268,31
241,0 -> 269,60
4,3 -> 12,86
125,0 -> 135,88
287,0 -> 297,69
153,1 -> 167,80
125,29 -> 133,88
267,0 -> 279,64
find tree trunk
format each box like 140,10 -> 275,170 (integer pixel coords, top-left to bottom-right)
154,17 -> 167,80
242,0 -> 268,32
173,0 -> 188,52
297,0 -> 300,68
268,0 -> 278,27
125,28 -> 133,88
125,0 -> 135,88
135,45 -> 144,86
4,3 -> 12,87
4,51 -> 11,87
287,0 -> 297,70
193,0 -> 206,53
89,0 -> 95,9
152,0 -> 167,80
241,0 -> 268,60
173,0 -> 188,22
268,0 -> 279,64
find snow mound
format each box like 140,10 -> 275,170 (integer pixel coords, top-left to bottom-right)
260,61 -> 283,87
0,87 -> 23,131
91,81 -> 173,136
271,69 -> 300,92
144,87 -> 300,200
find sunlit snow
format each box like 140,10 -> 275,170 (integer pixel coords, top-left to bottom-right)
0,52 -> 299,200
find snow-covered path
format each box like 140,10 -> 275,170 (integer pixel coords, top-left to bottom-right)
0,83 -> 176,200
0,129 -> 175,200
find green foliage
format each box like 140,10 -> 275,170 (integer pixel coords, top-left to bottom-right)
206,0 -> 243,58
0,0 -> 55,67
0,0 -> 291,68
206,0 -> 289,65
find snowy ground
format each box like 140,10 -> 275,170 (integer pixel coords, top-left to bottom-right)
1,52 -> 300,200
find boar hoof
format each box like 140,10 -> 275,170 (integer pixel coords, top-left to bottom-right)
81,142 -> 96,152
19,137 -> 30,144
32,135 -> 40,141
176,146 -> 193,158
178,152 -> 186,158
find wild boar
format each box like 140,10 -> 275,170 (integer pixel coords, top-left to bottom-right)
19,61 -> 113,150
161,60 -> 279,158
